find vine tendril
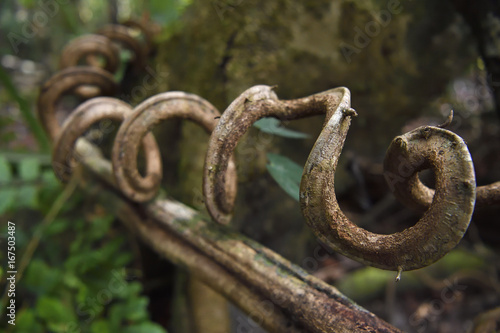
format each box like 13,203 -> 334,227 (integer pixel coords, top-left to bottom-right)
204,85 -> 477,271
37,66 -> 117,142
111,92 -> 238,203
52,97 -> 160,184
38,27 -> 498,274
205,85 -> 351,224
97,24 -> 147,70
59,34 -> 120,74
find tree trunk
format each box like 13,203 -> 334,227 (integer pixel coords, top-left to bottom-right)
154,0 -> 477,262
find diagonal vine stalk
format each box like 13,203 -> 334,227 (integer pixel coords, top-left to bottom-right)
33,21 -> 500,332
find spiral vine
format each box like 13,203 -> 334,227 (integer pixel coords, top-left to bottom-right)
37,23 -> 500,275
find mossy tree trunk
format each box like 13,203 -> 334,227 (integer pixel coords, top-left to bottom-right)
155,0 -> 476,259
148,0 -> 484,330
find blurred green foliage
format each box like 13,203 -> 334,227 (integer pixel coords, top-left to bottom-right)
0,0 -> 195,331
336,249 -> 487,302
0,157 -> 167,332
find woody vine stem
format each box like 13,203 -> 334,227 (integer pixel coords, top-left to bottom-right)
38,24 -> 500,281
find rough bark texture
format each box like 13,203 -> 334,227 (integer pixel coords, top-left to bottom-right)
76,143 -> 401,333
154,0 -> 478,261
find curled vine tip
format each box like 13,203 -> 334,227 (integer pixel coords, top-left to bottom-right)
344,107 -> 358,117
112,92 -> 238,203
36,66 -> 117,142
395,267 -> 403,282
52,97 -> 160,184
97,24 -> 147,69
438,110 -> 454,128
204,85 -> 352,224
302,121 -> 476,271
59,34 -> 120,74
387,123 -> 499,209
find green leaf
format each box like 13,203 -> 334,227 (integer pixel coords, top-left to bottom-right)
0,155 -> 15,214
0,155 -> 12,181
45,218 -> 72,236
36,296 -> 76,324
0,65 -> 51,152
38,171 -> 63,212
96,237 -> 126,264
0,188 -> 16,214
114,281 -> 142,300
148,0 -> 192,25
90,320 -> 112,333
65,251 -> 101,274
19,157 -> 40,180
41,169 -> 59,188
433,248 -> 486,273
17,157 -> 40,208
87,215 -> 114,240
62,271 -> 84,289
18,0 -> 36,8
254,118 -> 310,139
336,267 -> 394,301
66,237 -> 126,275
114,252 -> 133,267
266,153 -> 303,201
15,185 -> 38,209
24,260 -> 62,296
109,296 -> 149,325
114,50 -> 133,82
14,309 -> 44,333
122,322 -> 167,333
